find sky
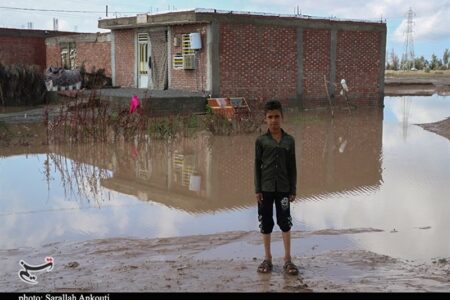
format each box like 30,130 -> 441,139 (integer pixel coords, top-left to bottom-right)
0,0 -> 449,62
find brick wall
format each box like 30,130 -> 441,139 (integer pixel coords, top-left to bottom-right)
0,28 -> 76,71
114,29 -> 135,87
0,36 -> 46,70
77,42 -> 111,76
302,29 -> 331,106
46,45 -> 60,68
220,23 -> 297,105
336,30 -> 382,106
45,39 -> 111,77
170,24 -> 208,91
217,23 -> 383,108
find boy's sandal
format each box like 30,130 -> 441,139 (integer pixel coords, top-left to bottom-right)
257,260 -> 273,273
283,261 -> 299,275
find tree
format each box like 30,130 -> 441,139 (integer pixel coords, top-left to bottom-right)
443,48 -> 449,69
390,48 -> 400,70
430,54 -> 443,70
414,56 -> 426,70
386,61 -> 392,70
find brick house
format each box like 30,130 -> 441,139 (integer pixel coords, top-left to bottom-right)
99,9 -> 386,108
0,28 -> 111,77
0,28 -> 75,71
45,32 -> 112,77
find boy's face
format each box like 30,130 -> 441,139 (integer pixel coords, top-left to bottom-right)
265,109 -> 283,132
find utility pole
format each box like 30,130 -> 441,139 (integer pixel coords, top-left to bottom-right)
402,7 -> 415,70
53,18 -> 58,31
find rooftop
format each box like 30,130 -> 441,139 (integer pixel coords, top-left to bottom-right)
98,8 -> 386,30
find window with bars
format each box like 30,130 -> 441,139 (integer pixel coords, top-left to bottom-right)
182,34 -> 195,55
60,42 -> 76,69
173,53 -> 184,69
172,34 -> 198,70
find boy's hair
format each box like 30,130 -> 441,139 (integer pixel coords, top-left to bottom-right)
264,100 -> 283,116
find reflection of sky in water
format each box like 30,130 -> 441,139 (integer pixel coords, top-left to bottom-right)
1,95 -> 449,261
292,95 -> 450,260
385,95 -> 450,124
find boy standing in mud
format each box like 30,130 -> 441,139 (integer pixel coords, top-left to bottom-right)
254,100 -> 298,275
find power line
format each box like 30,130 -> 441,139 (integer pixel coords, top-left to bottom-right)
0,6 -> 144,14
401,7 -> 415,70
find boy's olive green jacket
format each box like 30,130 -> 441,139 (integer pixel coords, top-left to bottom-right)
254,129 -> 297,195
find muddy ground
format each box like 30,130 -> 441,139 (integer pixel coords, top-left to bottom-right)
416,117 -> 450,141
1,229 -> 449,292
384,72 -> 450,96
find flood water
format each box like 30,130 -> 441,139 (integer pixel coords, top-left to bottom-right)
1,95 -> 449,261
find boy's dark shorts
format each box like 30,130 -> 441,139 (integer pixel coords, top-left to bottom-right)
258,191 -> 293,234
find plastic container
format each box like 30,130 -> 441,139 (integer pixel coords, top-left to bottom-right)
189,32 -> 202,50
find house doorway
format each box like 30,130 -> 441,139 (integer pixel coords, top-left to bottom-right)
137,33 -> 151,88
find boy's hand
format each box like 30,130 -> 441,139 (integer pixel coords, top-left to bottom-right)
289,194 -> 296,202
256,193 -> 263,204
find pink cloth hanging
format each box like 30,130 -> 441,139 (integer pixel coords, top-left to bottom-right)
129,95 -> 141,113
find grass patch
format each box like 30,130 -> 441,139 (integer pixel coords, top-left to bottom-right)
45,91 -> 262,145
0,120 -> 11,145
0,120 -> 7,131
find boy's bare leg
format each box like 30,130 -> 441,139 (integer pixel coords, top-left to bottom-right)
262,233 -> 272,261
282,230 -> 299,275
257,233 -> 273,273
282,230 -> 291,262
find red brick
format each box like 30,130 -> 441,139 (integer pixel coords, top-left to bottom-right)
0,36 -> 46,70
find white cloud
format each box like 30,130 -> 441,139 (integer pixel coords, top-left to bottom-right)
388,96 -> 450,124
249,0 -> 449,19
0,0 -> 448,56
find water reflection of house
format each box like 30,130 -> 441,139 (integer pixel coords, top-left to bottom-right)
293,110 -> 383,199
100,135 -> 253,213
41,109 -> 383,213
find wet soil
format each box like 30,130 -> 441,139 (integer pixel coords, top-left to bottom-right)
1,229 -> 449,292
384,75 -> 450,96
417,117 -> 450,141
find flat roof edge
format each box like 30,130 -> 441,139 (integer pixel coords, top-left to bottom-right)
98,8 -> 386,30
